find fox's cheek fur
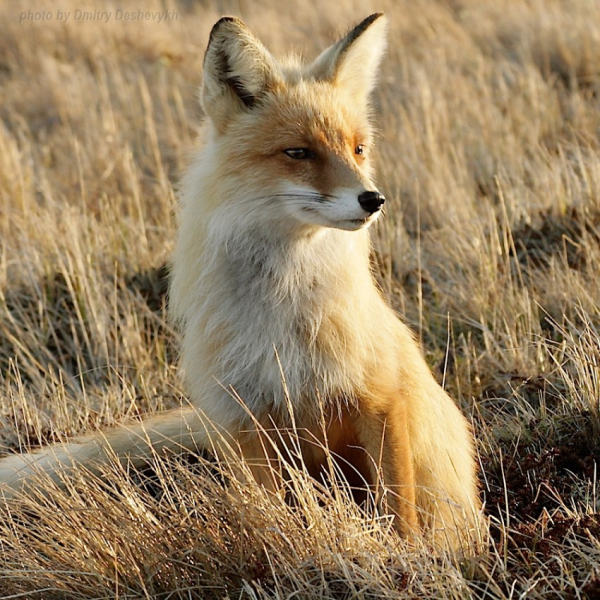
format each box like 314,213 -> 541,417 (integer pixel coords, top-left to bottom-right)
278,183 -> 381,231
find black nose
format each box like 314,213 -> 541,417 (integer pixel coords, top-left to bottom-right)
358,191 -> 385,214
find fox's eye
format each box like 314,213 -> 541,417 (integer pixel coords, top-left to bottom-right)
355,144 -> 365,156
284,148 -> 315,160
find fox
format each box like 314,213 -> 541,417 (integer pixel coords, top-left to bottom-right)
0,14 -> 482,551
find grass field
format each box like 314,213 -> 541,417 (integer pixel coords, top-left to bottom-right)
1,0 -> 600,597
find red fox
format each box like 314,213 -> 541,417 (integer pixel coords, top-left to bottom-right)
0,14 -> 481,551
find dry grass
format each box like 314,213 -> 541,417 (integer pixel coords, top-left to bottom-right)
1,0 -> 600,597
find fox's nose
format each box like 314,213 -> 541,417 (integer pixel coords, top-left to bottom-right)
358,191 -> 385,214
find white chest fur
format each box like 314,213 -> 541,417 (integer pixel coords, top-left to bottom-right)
181,224 -> 381,419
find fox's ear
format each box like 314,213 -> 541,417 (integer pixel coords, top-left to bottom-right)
309,13 -> 387,106
202,17 -> 280,128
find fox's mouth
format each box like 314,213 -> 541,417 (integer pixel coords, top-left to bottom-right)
348,212 -> 381,227
335,217 -> 372,231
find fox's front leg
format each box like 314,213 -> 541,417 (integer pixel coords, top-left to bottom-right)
355,398 -> 419,539
237,427 -> 283,496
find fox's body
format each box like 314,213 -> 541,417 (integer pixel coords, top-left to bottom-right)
0,14 -> 482,551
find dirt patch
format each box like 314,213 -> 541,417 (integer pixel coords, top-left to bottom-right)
483,412 -> 599,524
480,410 -> 600,597
510,513 -> 600,557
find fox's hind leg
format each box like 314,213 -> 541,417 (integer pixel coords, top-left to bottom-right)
354,397 -> 419,539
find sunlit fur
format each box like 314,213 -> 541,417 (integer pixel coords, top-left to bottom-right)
0,14 -> 482,552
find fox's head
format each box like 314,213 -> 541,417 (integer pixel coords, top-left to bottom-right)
201,14 -> 388,232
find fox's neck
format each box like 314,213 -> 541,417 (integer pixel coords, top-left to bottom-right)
213,224 -> 370,301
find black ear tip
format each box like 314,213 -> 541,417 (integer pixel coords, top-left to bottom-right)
212,15 -> 245,28
363,13 -> 385,27
347,13 -> 386,42
208,16 -> 247,44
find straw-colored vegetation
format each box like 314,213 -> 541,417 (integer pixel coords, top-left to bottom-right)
1,0 -> 599,597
